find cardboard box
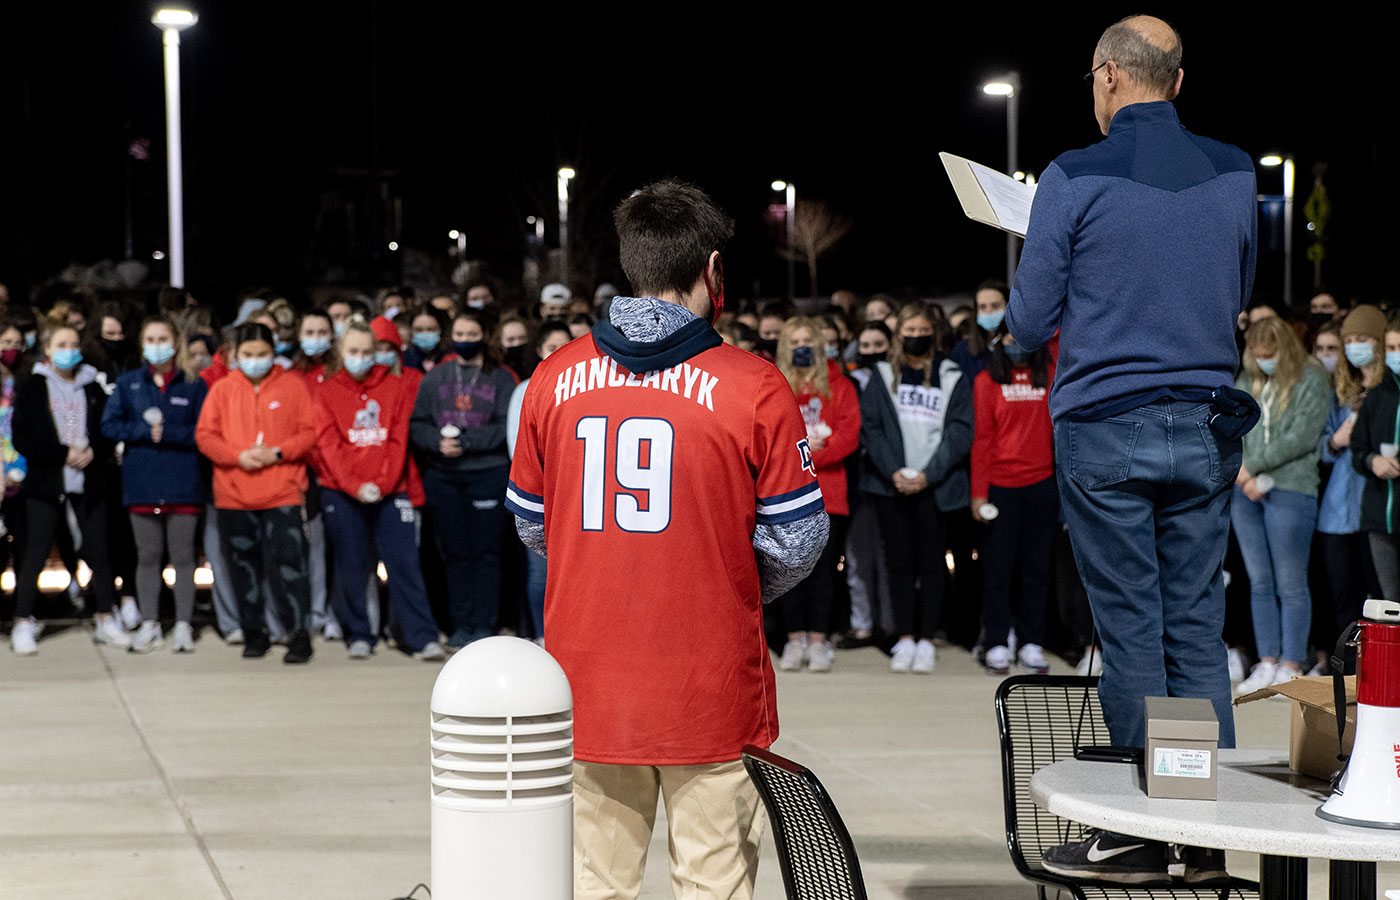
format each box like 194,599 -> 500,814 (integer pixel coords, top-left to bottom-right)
1146,696 -> 1219,800
1234,675 -> 1356,781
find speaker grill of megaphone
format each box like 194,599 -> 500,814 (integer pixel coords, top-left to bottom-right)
430,636 -> 573,898
1318,599 -> 1400,829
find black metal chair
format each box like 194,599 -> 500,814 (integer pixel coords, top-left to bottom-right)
994,675 -> 1259,900
741,744 -> 868,900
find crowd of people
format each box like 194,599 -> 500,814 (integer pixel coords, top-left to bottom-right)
0,277 -> 1393,681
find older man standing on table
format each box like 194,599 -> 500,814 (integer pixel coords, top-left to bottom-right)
1005,15 -> 1258,885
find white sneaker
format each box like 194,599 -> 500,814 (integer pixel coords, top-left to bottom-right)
129,620 -> 163,653
172,621 -> 195,653
1272,664 -> 1303,687
911,639 -> 936,674
890,637 -> 916,673
1235,660 -> 1278,696
224,628 -> 244,646
1226,647 -> 1247,682
347,640 -> 372,660
532,636 -> 545,649
322,620 -> 343,642
1007,627 -> 1018,657
10,618 -> 38,655
986,645 -> 1013,675
1074,650 -> 1103,677
93,616 -> 133,648
1017,643 -> 1050,674
412,641 -> 446,662
1305,661 -> 1327,677
807,641 -> 834,673
778,638 -> 808,671
119,597 -> 141,631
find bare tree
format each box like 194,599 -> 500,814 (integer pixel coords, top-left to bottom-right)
779,200 -> 852,301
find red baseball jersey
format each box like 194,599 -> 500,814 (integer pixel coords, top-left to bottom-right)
507,334 -> 823,765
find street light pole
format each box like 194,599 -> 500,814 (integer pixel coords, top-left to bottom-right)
557,167 -> 575,286
983,72 -> 1021,286
1260,154 -> 1296,309
772,180 -> 796,301
152,8 -> 197,289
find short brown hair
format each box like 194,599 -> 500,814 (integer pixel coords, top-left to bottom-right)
614,180 -> 734,299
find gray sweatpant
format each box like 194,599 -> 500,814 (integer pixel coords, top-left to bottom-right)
129,512 -> 199,624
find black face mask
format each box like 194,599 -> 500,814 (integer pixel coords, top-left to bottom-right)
101,337 -> 130,359
453,340 -> 484,360
902,335 -> 933,357
857,351 -> 886,369
503,345 -> 527,371
756,338 -> 779,355
791,346 -> 815,368
1310,312 -> 1334,329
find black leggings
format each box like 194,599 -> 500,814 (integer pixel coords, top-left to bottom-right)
870,491 -> 947,640
15,492 -> 114,620
778,514 -> 848,635
981,476 -> 1058,649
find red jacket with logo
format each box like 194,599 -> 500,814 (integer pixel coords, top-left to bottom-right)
196,366 -> 316,511
312,365 -> 418,502
971,364 -> 1056,501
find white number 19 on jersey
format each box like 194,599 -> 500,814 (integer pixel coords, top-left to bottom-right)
575,416 -> 674,533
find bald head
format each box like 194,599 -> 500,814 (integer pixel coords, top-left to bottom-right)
1095,15 -> 1182,98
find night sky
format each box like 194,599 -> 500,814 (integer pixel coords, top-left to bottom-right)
1,5 -> 1389,315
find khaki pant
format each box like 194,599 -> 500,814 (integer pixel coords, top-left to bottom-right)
573,759 -> 765,900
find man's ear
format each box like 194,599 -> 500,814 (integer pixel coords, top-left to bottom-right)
1169,67 -> 1183,100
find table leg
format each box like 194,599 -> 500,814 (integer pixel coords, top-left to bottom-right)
1260,855 -> 1308,900
1328,860 -> 1375,900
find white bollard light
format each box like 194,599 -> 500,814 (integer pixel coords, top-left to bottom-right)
430,636 -> 573,900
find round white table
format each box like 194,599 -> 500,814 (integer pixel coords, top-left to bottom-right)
1030,749 -> 1400,900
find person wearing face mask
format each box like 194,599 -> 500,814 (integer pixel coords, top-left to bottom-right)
1311,313 -> 1385,673
310,319 -> 443,662
409,310 -> 518,649
771,317 -> 858,673
291,309 -> 336,388
949,279 -> 1009,379
196,322 -> 317,664
9,322 -> 128,655
539,283 -> 572,321
970,326 -> 1057,676
858,302 -> 973,674
505,320 -> 572,646
100,316 -> 207,653
0,321 -> 31,617
1350,315 -> 1400,604
753,304 -> 790,362
402,307 -> 449,374
497,313 -> 532,378
1230,317 -> 1331,695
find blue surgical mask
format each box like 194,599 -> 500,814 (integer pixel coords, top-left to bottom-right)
1345,343 -> 1374,368
1256,357 -> 1277,376
1319,353 -> 1338,373
344,355 -> 374,377
374,350 -> 398,367
300,337 -> 331,357
977,309 -> 1005,332
825,345 -> 839,359
333,321 -> 347,338
24,331 -> 37,349
791,346 -> 815,368
275,340 -> 294,356
52,348 -> 83,370
143,343 -> 176,366
238,356 -> 274,380
1003,343 -> 1030,363
412,332 -> 441,352
1388,351 -> 1400,375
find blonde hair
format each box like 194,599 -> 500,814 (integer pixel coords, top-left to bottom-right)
1242,317 -> 1312,414
888,302 -> 943,391
1335,329 -> 1386,410
139,314 -> 198,382
776,317 -> 831,399
328,316 -> 376,376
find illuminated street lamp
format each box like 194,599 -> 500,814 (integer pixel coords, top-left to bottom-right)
983,72 -> 1021,285
1260,154 -> 1295,307
558,167 -> 576,286
772,180 -> 796,301
152,8 -> 197,288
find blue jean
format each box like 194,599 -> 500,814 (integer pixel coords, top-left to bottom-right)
321,489 -> 439,652
1055,401 -> 1240,749
1231,486 -> 1315,664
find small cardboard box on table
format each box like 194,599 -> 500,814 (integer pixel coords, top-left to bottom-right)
1234,675 -> 1356,781
1146,696 -> 1219,800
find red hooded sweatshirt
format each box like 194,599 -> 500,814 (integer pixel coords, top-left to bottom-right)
312,365 -> 417,501
792,362 -> 860,516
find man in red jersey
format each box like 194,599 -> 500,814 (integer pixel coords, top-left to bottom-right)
507,180 -> 828,900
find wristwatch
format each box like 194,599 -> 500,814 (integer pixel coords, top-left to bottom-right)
273,447 -> 283,462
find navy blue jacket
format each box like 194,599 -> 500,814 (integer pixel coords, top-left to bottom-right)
100,366 -> 207,507
1006,101 -> 1256,421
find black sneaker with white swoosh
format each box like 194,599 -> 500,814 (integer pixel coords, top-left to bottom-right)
1041,828 -> 1171,884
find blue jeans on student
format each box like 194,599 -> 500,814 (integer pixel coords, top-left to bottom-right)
321,489 -> 439,653
1230,486 -> 1316,665
1055,400 -> 1241,750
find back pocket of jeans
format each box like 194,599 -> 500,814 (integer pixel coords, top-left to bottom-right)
1067,418 -> 1142,490
1198,420 -> 1243,486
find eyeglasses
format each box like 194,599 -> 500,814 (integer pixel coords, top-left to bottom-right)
1083,61 -> 1108,84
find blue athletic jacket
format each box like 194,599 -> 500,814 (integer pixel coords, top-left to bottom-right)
1006,101 -> 1257,422
101,366 -> 207,507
